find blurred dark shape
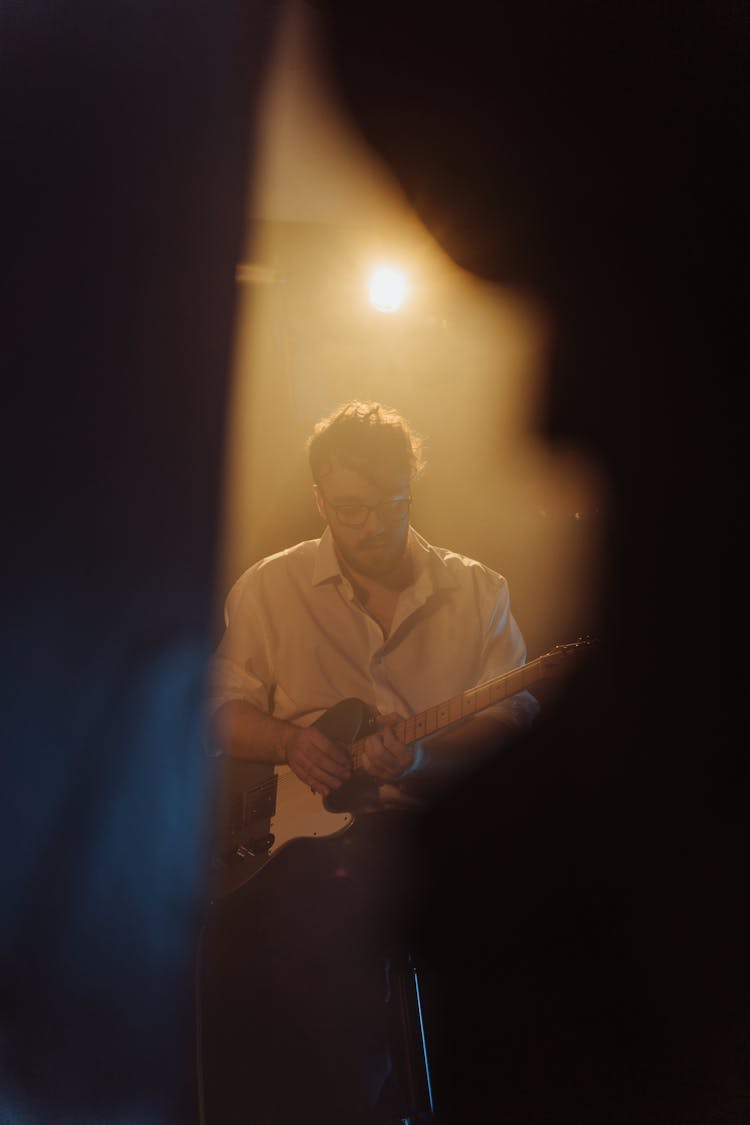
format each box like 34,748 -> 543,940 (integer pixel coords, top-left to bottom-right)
2,2 -> 280,1121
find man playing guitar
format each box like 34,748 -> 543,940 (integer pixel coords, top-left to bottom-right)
201,400 -> 539,1125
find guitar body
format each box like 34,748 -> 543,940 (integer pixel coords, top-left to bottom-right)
209,639 -> 596,901
210,698 -> 377,901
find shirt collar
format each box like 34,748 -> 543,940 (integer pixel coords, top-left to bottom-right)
409,528 -> 460,594
311,525 -> 459,592
311,526 -> 343,586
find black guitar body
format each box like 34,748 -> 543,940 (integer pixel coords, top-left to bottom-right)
210,641 -> 592,900
315,697 -> 383,814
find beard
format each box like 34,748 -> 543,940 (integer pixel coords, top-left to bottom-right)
332,524 -> 410,581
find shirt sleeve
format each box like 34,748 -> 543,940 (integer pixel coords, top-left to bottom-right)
204,569 -> 273,723
475,568 -> 541,734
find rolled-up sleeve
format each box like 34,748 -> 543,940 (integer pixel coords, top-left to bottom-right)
476,569 -> 541,733
204,571 -> 273,723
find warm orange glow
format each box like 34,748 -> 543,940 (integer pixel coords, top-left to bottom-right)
369,266 -> 408,313
217,0 -> 608,660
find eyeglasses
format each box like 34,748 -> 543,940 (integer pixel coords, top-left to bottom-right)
322,493 -> 412,529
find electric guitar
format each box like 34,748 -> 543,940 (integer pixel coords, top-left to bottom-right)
209,637 -> 596,901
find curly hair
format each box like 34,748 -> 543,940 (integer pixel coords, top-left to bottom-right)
306,401 -> 427,486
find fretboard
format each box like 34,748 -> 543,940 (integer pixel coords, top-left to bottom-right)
348,650 -> 557,769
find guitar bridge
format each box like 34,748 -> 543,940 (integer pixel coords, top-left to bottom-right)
235,834 -> 275,861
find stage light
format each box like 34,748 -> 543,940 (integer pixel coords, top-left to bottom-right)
369,266 -> 407,313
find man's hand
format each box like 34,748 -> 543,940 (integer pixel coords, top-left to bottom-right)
283,723 -> 352,797
360,713 -> 421,782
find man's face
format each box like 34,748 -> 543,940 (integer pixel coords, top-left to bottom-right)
314,457 -> 411,581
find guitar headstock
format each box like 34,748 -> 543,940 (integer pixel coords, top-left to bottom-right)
539,634 -> 600,675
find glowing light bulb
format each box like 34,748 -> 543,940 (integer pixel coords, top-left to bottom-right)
369,266 -> 407,313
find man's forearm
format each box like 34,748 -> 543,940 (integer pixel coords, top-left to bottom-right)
209,700 -> 293,764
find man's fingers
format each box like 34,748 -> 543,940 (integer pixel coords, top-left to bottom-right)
297,741 -> 352,794
285,725 -> 353,794
362,729 -> 413,779
376,740 -> 403,772
379,726 -> 412,768
308,731 -> 351,775
375,712 -> 403,731
309,759 -> 350,793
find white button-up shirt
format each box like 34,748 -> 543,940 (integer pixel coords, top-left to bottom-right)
207,527 -> 540,740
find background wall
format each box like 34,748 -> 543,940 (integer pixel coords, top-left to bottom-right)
217,219 -> 605,664
212,0 -> 606,663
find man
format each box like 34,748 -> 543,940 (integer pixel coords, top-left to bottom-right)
201,400 -> 539,1125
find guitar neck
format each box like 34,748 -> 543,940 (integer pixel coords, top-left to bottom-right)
348,650 -> 556,770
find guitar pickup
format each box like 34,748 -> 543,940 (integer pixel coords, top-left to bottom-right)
243,786 -> 276,823
231,784 -> 276,834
